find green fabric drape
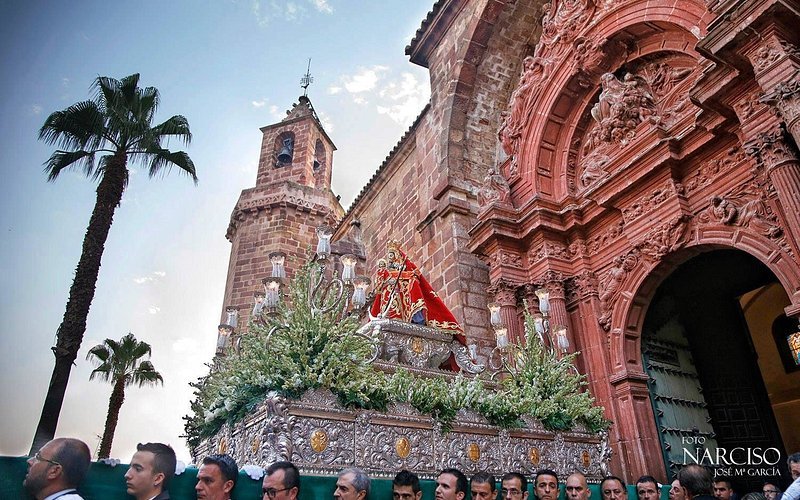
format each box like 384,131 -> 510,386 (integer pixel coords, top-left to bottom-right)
1,456 -> 666,499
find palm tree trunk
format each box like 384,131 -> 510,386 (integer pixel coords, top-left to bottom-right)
30,154 -> 128,455
98,376 -> 126,458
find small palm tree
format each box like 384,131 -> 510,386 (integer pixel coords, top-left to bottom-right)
31,73 -> 195,453
87,333 -> 163,458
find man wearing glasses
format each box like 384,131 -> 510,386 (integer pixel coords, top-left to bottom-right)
262,461 -> 300,500
24,437 -> 91,500
501,472 -> 529,500
761,482 -> 781,500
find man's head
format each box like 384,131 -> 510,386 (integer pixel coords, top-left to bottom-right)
566,473 -> 591,500
196,454 -> 238,500
24,438 -> 91,500
262,461 -> 300,500
471,472 -> 497,500
502,472 -> 528,500
393,470 -> 422,500
788,452 -> 800,480
678,464 -> 713,500
436,468 -> 467,500
762,482 -> 780,500
713,478 -> 734,500
534,470 -> 559,500
669,480 -> 686,500
636,476 -> 660,500
124,443 -> 176,500
334,467 -> 370,500
601,476 -> 628,500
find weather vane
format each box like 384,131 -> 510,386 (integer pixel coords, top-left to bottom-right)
300,58 -> 313,97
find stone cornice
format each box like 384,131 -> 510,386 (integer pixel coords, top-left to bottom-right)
405,0 -> 467,67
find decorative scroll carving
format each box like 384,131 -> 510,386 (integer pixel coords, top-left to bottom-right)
699,179 -> 784,240
477,167 -> 512,207
622,180 -> 684,223
586,220 -> 625,255
749,41 -> 800,73
193,389 -> 608,479
492,250 -> 525,269
539,0 -> 596,51
735,90 -> 770,122
597,216 -> 691,330
258,392 -> 296,465
683,148 -> 747,195
567,270 -> 599,300
579,151 -> 610,187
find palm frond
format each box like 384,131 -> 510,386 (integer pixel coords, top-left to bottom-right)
149,115 -> 192,145
145,148 -> 198,184
42,150 -> 95,181
38,101 -> 107,151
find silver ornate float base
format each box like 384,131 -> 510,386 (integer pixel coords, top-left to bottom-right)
192,388 -> 610,480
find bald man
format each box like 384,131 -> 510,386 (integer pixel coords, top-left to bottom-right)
24,437 -> 91,500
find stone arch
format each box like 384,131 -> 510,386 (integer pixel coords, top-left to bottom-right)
512,0 -> 711,200
609,224 -> 800,379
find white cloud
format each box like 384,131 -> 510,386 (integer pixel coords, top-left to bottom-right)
32,105 -> 42,115
133,271 -> 166,284
148,306 -> 161,315
318,111 -> 334,133
251,99 -> 267,108
342,66 -> 388,94
352,96 -> 368,105
328,86 -> 342,95
310,0 -> 333,13
268,105 -> 284,121
172,337 -> 195,354
61,78 -> 70,88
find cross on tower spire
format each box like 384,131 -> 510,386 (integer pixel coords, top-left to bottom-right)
300,58 -> 313,97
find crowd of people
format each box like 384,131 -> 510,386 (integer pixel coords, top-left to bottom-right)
22,437 -> 800,500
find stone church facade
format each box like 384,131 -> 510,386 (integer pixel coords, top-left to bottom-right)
221,0 -> 800,484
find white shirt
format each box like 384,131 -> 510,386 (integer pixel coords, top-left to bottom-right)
43,489 -> 84,500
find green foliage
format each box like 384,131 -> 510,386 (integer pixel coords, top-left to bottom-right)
184,261 -> 609,447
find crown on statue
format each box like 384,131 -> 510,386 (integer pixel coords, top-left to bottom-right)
387,239 -> 403,254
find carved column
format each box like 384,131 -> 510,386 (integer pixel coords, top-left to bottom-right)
745,129 -> 800,255
542,271 -> 573,352
761,78 -> 800,148
489,279 -> 523,344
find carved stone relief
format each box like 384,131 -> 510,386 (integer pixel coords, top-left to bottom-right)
621,180 -> 685,224
477,167 -> 512,208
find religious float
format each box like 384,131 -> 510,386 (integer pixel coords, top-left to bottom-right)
187,230 -> 611,480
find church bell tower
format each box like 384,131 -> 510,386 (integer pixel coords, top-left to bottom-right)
217,95 -> 344,352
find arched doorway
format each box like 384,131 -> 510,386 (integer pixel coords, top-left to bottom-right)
641,249 -> 795,490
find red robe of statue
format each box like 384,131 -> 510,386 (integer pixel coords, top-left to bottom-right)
370,244 -> 467,371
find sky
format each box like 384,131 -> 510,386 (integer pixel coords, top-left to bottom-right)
0,0 -> 434,463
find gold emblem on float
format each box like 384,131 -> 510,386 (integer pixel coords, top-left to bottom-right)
218,438 -> 228,454
411,337 -> 424,354
396,437 -> 411,459
467,442 -> 481,463
529,447 -> 540,465
582,450 -> 591,467
310,429 -> 329,453
251,437 -> 260,454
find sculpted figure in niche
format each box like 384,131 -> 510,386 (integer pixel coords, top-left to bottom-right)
598,253 -> 637,328
477,167 -> 511,207
587,72 -> 657,149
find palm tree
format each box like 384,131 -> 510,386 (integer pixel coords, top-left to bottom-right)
31,74 -> 196,454
87,333 -> 164,458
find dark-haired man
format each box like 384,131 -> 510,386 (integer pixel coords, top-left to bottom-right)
535,470 -> 559,500
470,472 -> 497,500
393,469 -> 422,500
637,476 -> 660,500
502,472 -> 529,500
262,461 -> 300,500
713,477 -> 734,500
436,468 -> 467,500
24,437 -> 91,500
601,476 -> 628,500
124,442 -> 177,500
196,454 -> 238,500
